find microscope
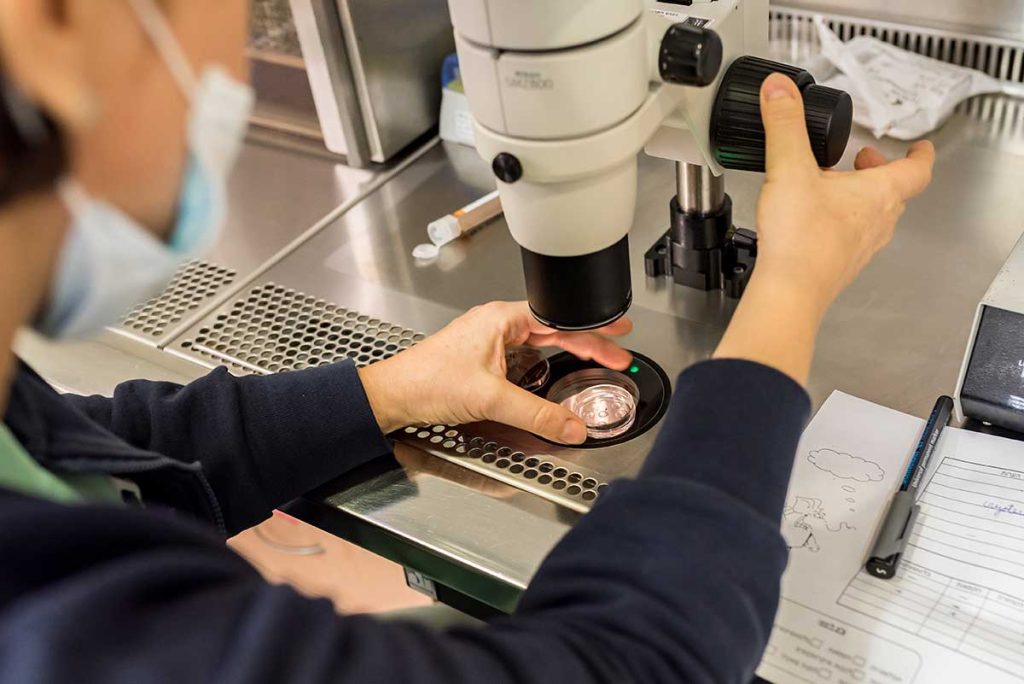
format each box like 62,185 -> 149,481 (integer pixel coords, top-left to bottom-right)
448,0 -> 854,330
387,0 -> 856,505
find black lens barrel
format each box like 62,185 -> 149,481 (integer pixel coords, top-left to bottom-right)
521,236 -> 632,331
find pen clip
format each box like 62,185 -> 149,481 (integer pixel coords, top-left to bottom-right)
865,491 -> 920,580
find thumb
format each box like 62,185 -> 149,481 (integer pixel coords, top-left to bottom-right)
483,380 -> 588,445
760,73 -> 818,177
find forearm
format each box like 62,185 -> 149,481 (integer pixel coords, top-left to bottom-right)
507,359 -> 811,682
713,266 -> 826,386
4,360 -> 807,684
64,361 -> 392,534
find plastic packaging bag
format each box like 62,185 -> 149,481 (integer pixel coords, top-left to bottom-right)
439,53 -> 476,147
810,16 -> 1002,140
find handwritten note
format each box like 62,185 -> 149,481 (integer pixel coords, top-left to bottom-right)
985,501 -> 1024,518
759,392 -> 1024,684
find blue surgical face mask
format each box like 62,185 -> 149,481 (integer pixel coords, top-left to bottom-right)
35,0 -> 254,339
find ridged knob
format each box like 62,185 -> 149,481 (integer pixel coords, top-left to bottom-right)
658,24 -> 723,88
710,56 -> 853,172
802,83 -> 854,170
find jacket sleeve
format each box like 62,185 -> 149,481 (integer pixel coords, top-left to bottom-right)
63,361 -> 393,535
5,359 -> 810,684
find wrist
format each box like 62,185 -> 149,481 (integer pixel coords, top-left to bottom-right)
712,264 -> 829,386
357,361 -> 408,434
747,264 -> 831,326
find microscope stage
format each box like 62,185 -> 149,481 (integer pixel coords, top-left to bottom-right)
396,350 -> 672,512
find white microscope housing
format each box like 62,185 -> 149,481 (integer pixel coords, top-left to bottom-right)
448,0 -> 850,330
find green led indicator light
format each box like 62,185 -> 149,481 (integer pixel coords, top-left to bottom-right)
629,365 -> 640,374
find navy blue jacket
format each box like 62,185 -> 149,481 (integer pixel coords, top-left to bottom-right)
0,357 -> 809,683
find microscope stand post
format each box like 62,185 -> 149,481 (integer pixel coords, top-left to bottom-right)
644,162 -> 758,298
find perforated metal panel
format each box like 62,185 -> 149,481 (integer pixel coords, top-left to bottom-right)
400,426 -> 610,512
772,7 -> 1024,84
173,283 -> 610,511
250,0 -> 302,57
771,6 -> 1024,136
179,282 -> 423,373
117,260 -> 236,342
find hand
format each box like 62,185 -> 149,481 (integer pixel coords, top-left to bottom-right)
357,302 -> 633,445
755,73 -> 935,315
713,73 -> 935,385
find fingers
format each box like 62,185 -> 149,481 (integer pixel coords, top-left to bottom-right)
485,301 -> 633,369
526,331 -> 633,371
484,380 -> 589,445
854,147 -> 889,171
879,140 -> 936,199
855,140 -> 935,200
517,301 -> 633,339
593,316 -> 634,338
761,73 -> 819,177
520,305 -> 633,370
487,301 -> 555,344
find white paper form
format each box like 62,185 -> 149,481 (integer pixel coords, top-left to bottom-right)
837,428 -> 1024,677
758,392 -> 1024,684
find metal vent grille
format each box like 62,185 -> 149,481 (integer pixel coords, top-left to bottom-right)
401,426 -> 609,511
250,0 -> 302,57
175,283 -> 610,511
770,7 -> 1024,137
771,7 -> 1024,84
119,260 -> 236,340
179,283 -> 422,373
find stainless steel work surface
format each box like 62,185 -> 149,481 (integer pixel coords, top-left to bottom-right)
19,4 -> 1024,604
16,330 -> 209,398
813,112 -> 1024,417
108,140 -> 387,348
17,138 -> 413,399
320,443 -> 578,591
156,89 -> 1024,593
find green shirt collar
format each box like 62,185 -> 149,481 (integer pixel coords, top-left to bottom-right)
0,424 -> 120,504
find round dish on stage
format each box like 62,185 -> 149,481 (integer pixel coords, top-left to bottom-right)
538,351 -> 671,449
547,369 -> 640,440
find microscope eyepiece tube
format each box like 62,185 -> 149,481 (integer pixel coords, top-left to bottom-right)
521,236 -> 632,331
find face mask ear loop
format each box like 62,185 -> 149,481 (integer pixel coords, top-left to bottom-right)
55,177 -> 90,221
128,0 -> 199,99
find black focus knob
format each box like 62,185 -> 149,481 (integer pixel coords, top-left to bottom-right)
802,83 -> 854,171
710,55 -> 853,172
659,24 -> 723,87
492,152 -> 523,184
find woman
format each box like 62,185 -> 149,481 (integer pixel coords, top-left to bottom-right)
0,1 -> 934,682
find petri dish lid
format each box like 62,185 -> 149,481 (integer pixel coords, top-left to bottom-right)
547,368 -> 639,440
505,346 -> 550,392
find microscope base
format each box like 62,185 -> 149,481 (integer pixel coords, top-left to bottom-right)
644,194 -> 757,299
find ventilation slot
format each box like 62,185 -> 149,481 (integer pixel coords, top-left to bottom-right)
178,283 -> 421,373
118,260 -> 236,340
770,7 -> 1024,137
771,7 -> 1024,84
402,427 -> 609,509
175,284 -> 608,510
